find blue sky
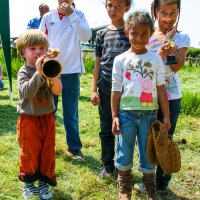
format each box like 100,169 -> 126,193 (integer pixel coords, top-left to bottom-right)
9,0 -> 200,47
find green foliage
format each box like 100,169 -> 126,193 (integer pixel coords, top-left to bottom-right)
84,57 -> 95,74
0,49 -> 4,66
0,69 -> 200,199
12,58 -> 25,78
178,64 -> 200,94
0,49 -> 24,79
179,65 -> 200,116
187,47 -> 200,58
181,92 -> 200,117
181,64 -> 200,73
83,52 -> 95,74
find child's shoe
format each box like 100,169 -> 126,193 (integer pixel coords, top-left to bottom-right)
99,167 -> 114,178
39,184 -> 52,200
22,185 -> 39,199
118,174 -> 132,200
134,183 -> 145,194
143,176 -> 160,200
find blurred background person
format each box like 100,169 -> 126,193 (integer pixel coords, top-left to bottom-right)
27,3 -> 49,29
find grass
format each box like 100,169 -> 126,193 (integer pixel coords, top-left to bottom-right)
0,64 -> 200,200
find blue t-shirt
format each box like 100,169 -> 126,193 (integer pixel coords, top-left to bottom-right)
27,17 -> 41,29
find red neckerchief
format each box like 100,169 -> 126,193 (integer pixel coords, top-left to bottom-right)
58,11 -> 65,20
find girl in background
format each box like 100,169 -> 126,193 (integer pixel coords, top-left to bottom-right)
134,0 -> 190,195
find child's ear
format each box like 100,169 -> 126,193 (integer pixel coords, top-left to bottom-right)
124,28 -> 129,37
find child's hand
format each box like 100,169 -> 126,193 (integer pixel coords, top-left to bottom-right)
166,22 -> 178,40
59,2 -> 73,16
35,55 -> 46,78
91,92 -> 100,106
47,48 -> 60,58
163,117 -> 171,132
112,117 -> 121,135
158,43 -> 173,58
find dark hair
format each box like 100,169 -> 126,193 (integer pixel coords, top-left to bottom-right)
106,0 -> 132,6
72,2 -> 75,8
151,0 -> 181,23
124,0 -> 132,6
125,11 -> 154,32
39,3 -> 48,11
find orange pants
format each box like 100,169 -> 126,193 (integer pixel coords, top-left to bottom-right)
17,113 -> 57,186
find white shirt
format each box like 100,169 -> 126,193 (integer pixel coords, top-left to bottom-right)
39,9 -> 92,74
112,51 -> 165,110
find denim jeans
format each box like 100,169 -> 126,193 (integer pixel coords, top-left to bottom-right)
156,98 -> 181,190
98,79 -> 115,173
0,80 -> 4,89
115,110 -> 157,174
53,73 -> 82,150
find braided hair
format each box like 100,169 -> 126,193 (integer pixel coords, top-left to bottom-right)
151,0 -> 181,25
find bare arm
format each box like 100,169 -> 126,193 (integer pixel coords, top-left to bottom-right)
166,26 -> 188,72
111,91 -> 121,135
91,57 -> 101,106
170,47 -> 188,72
157,85 -> 171,131
158,45 -> 188,72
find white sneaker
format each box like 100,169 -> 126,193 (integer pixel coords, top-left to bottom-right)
134,183 -> 145,193
99,167 -> 113,179
39,184 -> 52,200
22,186 -> 39,199
134,183 -> 167,194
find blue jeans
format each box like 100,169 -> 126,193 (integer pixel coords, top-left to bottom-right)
156,98 -> 181,190
53,73 -> 82,150
0,80 -> 4,89
98,79 -> 115,173
115,110 -> 157,174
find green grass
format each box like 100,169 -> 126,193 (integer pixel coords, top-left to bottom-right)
0,65 -> 200,199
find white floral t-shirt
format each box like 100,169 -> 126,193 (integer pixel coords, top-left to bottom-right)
146,32 -> 190,100
112,51 -> 165,110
